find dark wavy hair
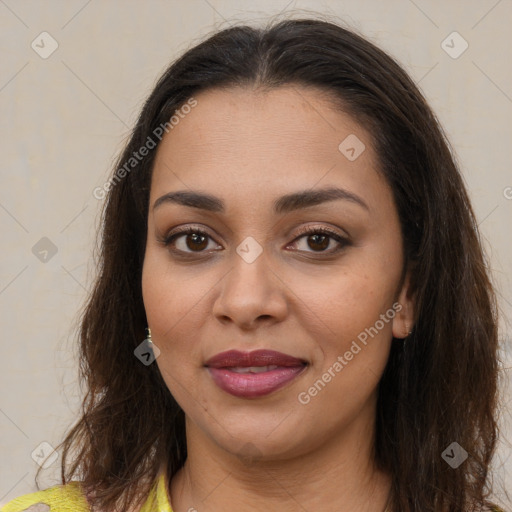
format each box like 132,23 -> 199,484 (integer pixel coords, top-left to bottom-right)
38,16 -> 504,512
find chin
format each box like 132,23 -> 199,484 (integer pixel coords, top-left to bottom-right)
199,410 -> 313,460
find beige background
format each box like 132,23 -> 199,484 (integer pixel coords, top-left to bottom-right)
0,0 -> 511,508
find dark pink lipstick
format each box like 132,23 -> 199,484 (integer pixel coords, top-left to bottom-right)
205,349 -> 307,398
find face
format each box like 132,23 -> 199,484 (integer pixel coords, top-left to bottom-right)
141,85 -> 414,461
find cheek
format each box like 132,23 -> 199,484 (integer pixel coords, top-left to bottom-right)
294,268 -> 395,414
142,261 -> 204,407
288,260 -> 398,349
141,255 -> 195,383
141,249 -> 213,336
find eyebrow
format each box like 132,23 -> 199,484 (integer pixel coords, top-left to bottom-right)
153,187 -> 369,214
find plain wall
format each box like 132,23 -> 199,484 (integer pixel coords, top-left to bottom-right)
1,0 -> 511,507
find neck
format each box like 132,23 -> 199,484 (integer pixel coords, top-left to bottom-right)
168,398 -> 392,511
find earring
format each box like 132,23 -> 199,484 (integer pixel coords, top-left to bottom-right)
144,327 -> 161,361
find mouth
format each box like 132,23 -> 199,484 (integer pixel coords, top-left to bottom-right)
204,349 -> 308,398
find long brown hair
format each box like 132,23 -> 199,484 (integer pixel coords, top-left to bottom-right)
40,17 -> 503,512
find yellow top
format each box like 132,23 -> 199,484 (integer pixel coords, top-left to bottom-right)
0,472 -> 172,512
1,476 -> 506,512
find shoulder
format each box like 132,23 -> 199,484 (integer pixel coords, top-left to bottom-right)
0,481 -> 90,512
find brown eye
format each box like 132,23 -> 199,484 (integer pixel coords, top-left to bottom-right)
185,233 -> 208,251
289,226 -> 349,255
163,227 -> 220,254
306,233 -> 330,252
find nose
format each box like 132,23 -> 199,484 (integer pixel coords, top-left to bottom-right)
212,249 -> 288,330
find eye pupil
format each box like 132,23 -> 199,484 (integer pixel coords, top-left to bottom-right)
308,234 -> 329,251
187,233 -> 208,251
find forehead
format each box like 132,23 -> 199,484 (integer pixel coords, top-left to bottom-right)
150,85 -> 389,212
156,85 -> 365,162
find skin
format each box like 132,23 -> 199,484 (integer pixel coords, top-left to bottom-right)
141,85 -> 415,512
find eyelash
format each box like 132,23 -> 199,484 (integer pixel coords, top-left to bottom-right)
160,224 -> 349,257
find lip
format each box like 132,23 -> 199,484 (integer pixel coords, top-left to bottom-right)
205,349 -> 306,368
205,350 -> 307,398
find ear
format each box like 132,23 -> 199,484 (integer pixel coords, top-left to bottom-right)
391,270 -> 416,339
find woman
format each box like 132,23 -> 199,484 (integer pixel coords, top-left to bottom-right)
2,17 -> 506,512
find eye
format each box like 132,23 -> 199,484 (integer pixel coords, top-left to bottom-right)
162,226 -> 220,254
288,226 -> 349,254
160,224 -> 349,257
